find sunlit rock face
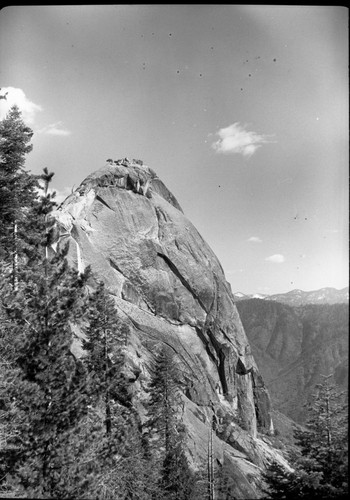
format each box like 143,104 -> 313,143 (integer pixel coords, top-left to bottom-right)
52,160 -> 287,498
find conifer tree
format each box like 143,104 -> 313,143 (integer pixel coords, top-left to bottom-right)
294,375 -> 348,497
0,172 -> 91,498
85,405 -> 158,500
263,375 -> 348,499
0,105 -> 37,288
0,302 -> 21,494
145,344 -> 195,500
216,459 -> 239,500
82,282 -> 161,499
0,106 -> 37,493
83,281 -> 130,438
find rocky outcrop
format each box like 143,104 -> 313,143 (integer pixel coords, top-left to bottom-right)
52,161 -> 289,498
236,299 -> 349,423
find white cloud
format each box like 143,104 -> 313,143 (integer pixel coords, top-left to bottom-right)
38,121 -> 71,136
211,122 -> 275,158
0,87 -> 42,124
248,236 -> 262,243
265,254 -> 285,263
0,88 -> 71,137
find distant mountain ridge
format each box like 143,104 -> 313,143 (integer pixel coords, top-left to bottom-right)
234,286 -> 349,306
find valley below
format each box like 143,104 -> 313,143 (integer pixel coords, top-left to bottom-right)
236,298 -> 348,424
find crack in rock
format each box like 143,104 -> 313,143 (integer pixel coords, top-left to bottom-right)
157,252 -> 208,313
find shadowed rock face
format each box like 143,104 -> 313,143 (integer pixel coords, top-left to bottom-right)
52,161 -> 287,498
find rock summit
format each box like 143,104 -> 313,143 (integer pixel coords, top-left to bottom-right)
52,160 -> 289,498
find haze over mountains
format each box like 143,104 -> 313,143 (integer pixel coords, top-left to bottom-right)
234,286 -> 349,306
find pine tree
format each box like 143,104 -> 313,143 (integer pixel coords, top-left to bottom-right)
263,376 -> 348,499
263,460 -> 307,500
0,173 -> 92,498
82,281 -> 155,499
216,459 -> 240,500
85,405 -> 158,500
145,344 -> 195,500
0,105 -> 37,288
0,107 -> 37,493
294,375 -> 348,497
83,281 -> 130,439
0,300 -> 22,495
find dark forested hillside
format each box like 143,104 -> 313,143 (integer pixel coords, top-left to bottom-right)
236,299 -> 349,423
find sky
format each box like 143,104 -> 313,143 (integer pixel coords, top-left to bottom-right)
0,5 -> 348,295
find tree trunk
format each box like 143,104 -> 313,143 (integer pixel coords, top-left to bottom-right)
207,425 -> 215,500
104,328 -> 111,437
12,221 -> 18,291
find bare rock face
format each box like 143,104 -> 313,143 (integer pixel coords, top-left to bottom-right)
52,161 -> 288,498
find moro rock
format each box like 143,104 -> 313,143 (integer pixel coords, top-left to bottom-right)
51,160 -> 288,498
